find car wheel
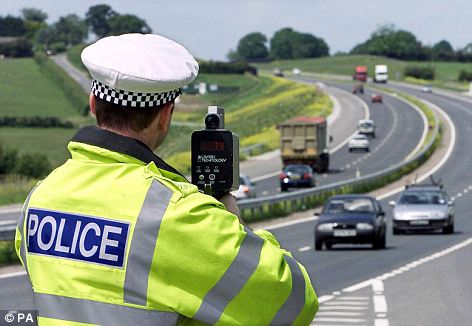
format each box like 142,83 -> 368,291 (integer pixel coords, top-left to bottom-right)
325,242 -> 332,250
372,133 -> 376,138
366,148 -> 370,152
281,186 -> 288,192
349,148 -> 353,152
392,227 -> 402,235
443,223 -> 454,234
315,240 -> 323,251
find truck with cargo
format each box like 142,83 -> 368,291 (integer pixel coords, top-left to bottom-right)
353,66 -> 368,82
374,65 -> 388,83
279,117 -> 330,173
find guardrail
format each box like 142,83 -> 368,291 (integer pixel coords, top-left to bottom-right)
239,106 -> 440,222
241,143 -> 264,157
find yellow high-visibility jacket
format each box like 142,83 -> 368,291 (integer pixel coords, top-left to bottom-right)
16,126 -> 318,325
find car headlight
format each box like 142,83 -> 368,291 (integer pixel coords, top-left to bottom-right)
317,223 -> 333,231
431,211 -> 447,218
393,212 -> 403,219
357,223 -> 374,230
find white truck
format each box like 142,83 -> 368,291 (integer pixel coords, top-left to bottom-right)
374,65 -> 388,83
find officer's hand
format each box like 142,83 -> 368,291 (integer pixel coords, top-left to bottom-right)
219,193 -> 241,219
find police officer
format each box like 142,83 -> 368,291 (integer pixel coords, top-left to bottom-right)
16,33 -> 318,325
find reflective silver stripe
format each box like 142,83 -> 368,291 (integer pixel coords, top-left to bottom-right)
270,256 -> 306,325
18,185 -> 38,274
193,230 -> 264,324
124,180 -> 173,306
35,293 -> 179,326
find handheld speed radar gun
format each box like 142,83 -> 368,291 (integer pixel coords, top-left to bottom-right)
191,106 -> 239,197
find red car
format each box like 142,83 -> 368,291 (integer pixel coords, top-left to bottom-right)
371,94 -> 383,103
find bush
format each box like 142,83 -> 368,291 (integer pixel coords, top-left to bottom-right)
0,38 -> 33,57
0,144 -> 18,174
49,41 -> 67,53
0,116 -> 74,128
13,153 -> 51,178
404,66 -> 435,80
34,52 -> 90,116
0,241 -> 18,266
458,70 -> 472,82
199,60 -> 257,75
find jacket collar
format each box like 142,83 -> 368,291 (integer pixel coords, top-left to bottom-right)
71,126 -> 188,181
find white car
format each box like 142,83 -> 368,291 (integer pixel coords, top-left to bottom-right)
422,85 -> 433,93
231,175 -> 257,200
357,119 -> 376,138
348,134 -> 370,152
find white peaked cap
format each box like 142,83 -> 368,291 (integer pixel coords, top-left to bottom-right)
81,33 -> 199,108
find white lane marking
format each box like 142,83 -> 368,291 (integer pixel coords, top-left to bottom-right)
298,246 -> 311,252
371,279 -> 384,292
319,306 -> 368,311
317,312 -> 363,316
314,317 -> 367,323
469,186 -> 472,190
343,280 -> 373,293
451,196 -> 456,201
377,314 -> 387,318
0,220 -> 17,226
0,271 -> 26,279
327,92 -> 342,126
457,193 -> 462,197
324,301 -> 369,306
264,216 -> 318,231
336,237 -> 472,296
252,171 -> 280,182
464,189 -> 468,194
373,295 -> 387,313
339,296 -> 369,301
377,100 -> 455,200
393,95 -> 429,161
329,88 -> 370,154
318,295 -> 334,303
375,319 -> 390,326
332,291 -> 341,295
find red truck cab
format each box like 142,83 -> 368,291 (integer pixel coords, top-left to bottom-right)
353,66 -> 368,82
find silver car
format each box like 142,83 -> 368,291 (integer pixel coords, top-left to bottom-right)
348,134 -> 369,152
231,175 -> 257,200
389,185 -> 454,234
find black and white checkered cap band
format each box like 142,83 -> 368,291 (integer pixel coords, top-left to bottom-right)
92,79 -> 181,108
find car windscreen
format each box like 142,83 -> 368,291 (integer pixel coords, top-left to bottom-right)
360,123 -> 372,128
239,177 -> 247,186
398,190 -> 446,205
285,166 -> 310,174
324,198 -> 374,213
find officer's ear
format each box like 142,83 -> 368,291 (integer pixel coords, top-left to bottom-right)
89,93 -> 97,117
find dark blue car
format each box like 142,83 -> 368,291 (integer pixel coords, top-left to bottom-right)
314,194 -> 387,250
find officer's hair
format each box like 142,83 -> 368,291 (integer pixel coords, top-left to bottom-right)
94,96 -> 165,132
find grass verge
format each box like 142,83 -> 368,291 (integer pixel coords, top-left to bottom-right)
0,241 -> 18,266
254,55 -> 470,91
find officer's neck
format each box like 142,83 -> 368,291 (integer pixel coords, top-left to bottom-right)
99,126 -> 158,151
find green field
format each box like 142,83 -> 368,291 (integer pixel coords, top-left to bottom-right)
255,55 -> 472,91
0,58 -> 82,118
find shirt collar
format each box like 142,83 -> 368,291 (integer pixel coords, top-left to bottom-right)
71,126 -> 188,181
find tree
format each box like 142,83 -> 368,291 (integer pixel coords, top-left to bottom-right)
270,28 -> 294,59
0,16 -> 26,36
21,8 -> 48,40
107,14 -> 152,35
53,14 -> 88,46
21,8 -> 48,22
85,4 -> 117,38
291,33 -> 329,59
233,32 -> 268,61
269,28 -> 329,60
351,25 -> 424,60
431,40 -> 455,61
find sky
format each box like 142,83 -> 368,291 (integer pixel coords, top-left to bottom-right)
1,0 -> 471,60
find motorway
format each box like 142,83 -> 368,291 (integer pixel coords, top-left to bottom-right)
1,79 -> 471,325
268,83 -> 472,325
245,82 -> 426,198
